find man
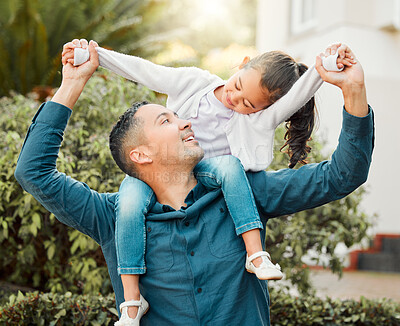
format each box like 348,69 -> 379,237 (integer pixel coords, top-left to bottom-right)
15,41 -> 374,325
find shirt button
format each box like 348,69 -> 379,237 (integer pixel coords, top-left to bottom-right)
190,251 -> 195,256
220,207 -> 224,213
197,288 -> 202,293
184,221 -> 190,226
147,227 -> 152,232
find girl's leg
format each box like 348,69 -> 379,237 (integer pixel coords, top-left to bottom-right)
194,155 -> 262,231
194,155 -> 282,280
115,175 -> 155,318
121,274 -> 140,318
241,229 -> 264,265
194,156 -> 263,258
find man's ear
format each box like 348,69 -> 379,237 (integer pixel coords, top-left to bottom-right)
239,56 -> 250,70
129,148 -> 153,164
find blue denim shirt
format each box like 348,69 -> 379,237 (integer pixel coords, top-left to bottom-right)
14,102 -> 374,325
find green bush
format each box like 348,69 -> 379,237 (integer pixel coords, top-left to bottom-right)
1,290 -> 398,325
0,291 -> 118,325
269,288 -> 400,326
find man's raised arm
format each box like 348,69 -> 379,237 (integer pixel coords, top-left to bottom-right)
14,40 -> 116,245
52,39 -> 99,110
248,44 -> 374,218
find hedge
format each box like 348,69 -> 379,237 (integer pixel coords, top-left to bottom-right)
269,288 -> 400,326
0,289 -> 399,325
0,291 -> 118,326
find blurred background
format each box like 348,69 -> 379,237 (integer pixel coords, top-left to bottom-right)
258,0 -> 400,236
1,0 -> 399,313
257,0 -> 400,304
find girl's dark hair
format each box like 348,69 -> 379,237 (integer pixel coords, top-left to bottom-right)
245,51 -> 316,168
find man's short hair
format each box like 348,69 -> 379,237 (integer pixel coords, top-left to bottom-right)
109,101 -> 148,178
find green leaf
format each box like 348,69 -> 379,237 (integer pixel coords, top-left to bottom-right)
16,290 -> 25,302
32,213 -> 41,229
108,307 -> 119,316
47,244 -> 55,260
54,308 -> 66,319
8,293 -> 16,305
29,223 -> 37,237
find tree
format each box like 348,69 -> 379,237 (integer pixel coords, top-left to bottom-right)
0,0 -> 168,97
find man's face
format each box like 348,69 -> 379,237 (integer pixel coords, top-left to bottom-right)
136,104 -> 204,167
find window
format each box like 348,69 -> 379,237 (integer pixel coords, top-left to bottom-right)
395,0 -> 400,30
291,0 -> 317,35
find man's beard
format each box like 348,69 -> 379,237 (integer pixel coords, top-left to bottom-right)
160,145 -> 204,169
182,146 -> 204,167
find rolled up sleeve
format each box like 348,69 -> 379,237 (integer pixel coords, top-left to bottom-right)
14,101 -> 116,245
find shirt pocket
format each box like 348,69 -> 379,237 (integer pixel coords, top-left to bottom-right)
202,205 -> 245,258
145,220 -> 174,273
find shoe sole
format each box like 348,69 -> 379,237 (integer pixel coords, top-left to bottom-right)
246,268 -> 283,280
116,306 -> 150,326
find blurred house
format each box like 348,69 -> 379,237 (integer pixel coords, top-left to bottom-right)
256,0 -> 400,270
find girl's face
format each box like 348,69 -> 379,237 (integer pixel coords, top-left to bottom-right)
220,66 -> 272,115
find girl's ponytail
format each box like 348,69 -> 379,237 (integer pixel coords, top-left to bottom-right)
280,63 -> 315,168
246,52 -> 316,168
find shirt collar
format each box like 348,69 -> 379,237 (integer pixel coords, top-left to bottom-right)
149,181 -> 207,216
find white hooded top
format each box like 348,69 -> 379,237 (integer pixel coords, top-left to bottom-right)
75,47 -> 325,171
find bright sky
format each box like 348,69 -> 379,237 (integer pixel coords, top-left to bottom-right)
191,0 -> 230,27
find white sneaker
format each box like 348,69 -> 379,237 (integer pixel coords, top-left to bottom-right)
114,295 -> 149,326
245,251 -> 283,280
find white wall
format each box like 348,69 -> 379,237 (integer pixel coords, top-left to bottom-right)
256,0 -> 400,233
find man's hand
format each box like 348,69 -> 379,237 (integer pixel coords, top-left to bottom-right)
316,44 -> 368,117
61,39 -> 99,83
51,39 -> 99,110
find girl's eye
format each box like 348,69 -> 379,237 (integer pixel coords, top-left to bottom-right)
162,119 -> 169,124
235,83 -> 240,90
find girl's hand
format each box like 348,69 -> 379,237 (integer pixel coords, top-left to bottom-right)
323,43 -> 357,70
61,39 -> 99,66
316,44 -> 367,117
61,39 -> 99,84
52,39 -> 99,109
316,44 -> 365,91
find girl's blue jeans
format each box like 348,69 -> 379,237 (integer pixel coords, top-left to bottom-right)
115,155 -> 263,275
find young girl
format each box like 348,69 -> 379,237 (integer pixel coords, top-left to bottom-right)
63,41 -> 353,326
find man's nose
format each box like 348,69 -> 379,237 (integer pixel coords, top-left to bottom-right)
179,118 -> 192,130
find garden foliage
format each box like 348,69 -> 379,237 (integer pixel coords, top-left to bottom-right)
269,288 -> 400,326
0,289 -> 399,325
